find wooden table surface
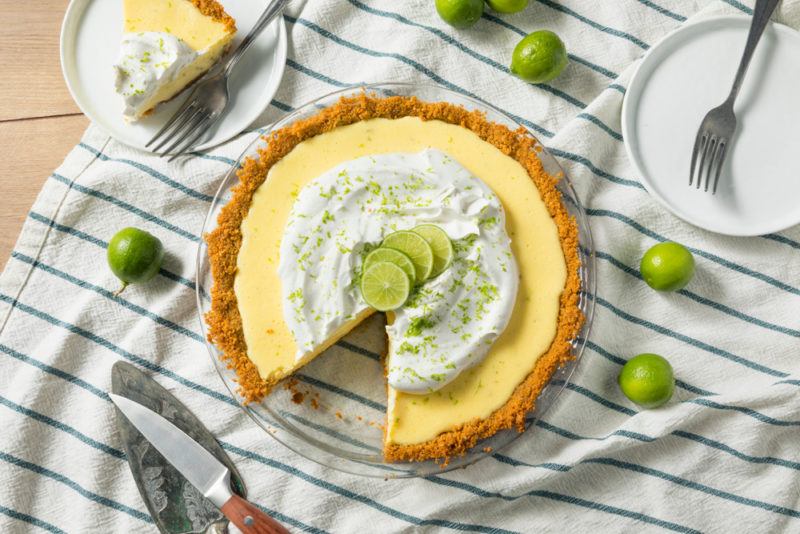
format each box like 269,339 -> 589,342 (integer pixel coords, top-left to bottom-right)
0,0 -> 89,267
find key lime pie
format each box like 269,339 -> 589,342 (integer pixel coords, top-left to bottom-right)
206,94 -> 583,462
113,0 -> 236,120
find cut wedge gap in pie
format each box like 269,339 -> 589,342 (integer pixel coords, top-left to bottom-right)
114,0 -> 236,121
205,93 -> 584,463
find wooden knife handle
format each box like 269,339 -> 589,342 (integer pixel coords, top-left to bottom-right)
220,494 -> 290,534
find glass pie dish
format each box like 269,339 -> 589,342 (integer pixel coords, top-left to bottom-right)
195,82 -> 596,478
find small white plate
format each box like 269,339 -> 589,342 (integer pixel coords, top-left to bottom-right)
622,15 -> 800,236
60,0 -> 286,152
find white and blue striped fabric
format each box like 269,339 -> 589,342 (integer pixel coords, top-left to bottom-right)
2,0 -> 800,532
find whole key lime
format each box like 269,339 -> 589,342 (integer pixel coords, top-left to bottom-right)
435,0 -> 484,28
618,353 -> 675,409
486,0 -> 528,13
510,30 -> 569,84
640,242 -> 695,291
107,227 -> 164,295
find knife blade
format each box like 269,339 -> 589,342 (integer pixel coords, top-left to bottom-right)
109,393 -> 289,534
111,360 -> 247,534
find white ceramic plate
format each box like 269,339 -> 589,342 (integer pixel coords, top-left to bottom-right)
60,0 -> 286,152
622,15 -> 800,236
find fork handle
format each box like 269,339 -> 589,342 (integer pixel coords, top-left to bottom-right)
222,0 -> 289,78
727,0 -> 781,102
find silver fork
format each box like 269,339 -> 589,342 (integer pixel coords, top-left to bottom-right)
689,0 -> 780,193
147,0 -> 288,161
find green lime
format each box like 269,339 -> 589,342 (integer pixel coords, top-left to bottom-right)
361,262 -> 412,311
640,242 -> 695,291
486,0 -> 528,13
435,0 -> 484,29
107,227 -> 164,295
363,248 -> 417,286
382,230 -> 435,282
618,353 -> 675,409
510,30 -> 569,84
411,224 -> 454,278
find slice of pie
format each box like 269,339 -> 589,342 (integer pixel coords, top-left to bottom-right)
205,94 -> 583,462
113,0 -> 236,120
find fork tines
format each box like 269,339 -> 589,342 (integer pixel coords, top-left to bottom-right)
146,97 -> 211,162
689,131 -> 727,194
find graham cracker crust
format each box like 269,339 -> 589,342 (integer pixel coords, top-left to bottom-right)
204,93 -> 583,462
191,0 -> 237,34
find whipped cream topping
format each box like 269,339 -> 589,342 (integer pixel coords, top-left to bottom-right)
278,149 -> 519,394
113,32 -> 198,120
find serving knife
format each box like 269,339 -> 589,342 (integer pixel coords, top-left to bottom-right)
110,393 -> 289,534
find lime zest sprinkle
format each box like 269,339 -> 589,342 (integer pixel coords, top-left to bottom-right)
407,315 -> 436,337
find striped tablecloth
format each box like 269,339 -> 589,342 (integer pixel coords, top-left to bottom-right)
3,0 -> 800,532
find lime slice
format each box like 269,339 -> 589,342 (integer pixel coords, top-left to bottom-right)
360,261 -> 411,311
381,231 -> 434,281
412,224 -> 454,278
363,247 -> 417,286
